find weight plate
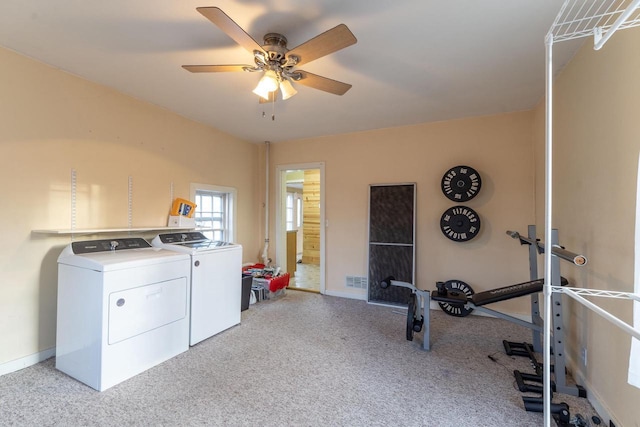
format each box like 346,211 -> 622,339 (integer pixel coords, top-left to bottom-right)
440,205 -> 481,242
441,165 -> 482,202
437,280 -> 475,317
406,293 -> 418,341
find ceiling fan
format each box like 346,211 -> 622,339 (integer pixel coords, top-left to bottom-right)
182,7 -> 357,103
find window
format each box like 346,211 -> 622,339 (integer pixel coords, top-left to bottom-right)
286,193 -> 294,231
190,183 -> 236,242
286,191 -> 302,231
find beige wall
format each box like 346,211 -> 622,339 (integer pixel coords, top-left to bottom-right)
266,111 -> 537,311
533,28 -> 640,427
0,47 -> 261,367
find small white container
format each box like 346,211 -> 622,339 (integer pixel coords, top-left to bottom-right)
167,215 -> 196,228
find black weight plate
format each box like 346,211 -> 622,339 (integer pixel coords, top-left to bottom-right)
441,165 -> 482,202
440,205 -> 481,242
437,279 -> 474,317
406,293 -> 417,341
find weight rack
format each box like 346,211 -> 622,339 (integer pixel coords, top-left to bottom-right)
506,225 -> 587,404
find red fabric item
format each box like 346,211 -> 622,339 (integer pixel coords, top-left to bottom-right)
241,264 -> 289,292
242,263 -> 265,272
268,273 -> 290,292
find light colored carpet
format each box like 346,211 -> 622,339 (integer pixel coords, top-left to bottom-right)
0,290 -> 598,426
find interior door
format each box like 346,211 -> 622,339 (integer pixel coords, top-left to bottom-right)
276,163 -> 325,294
367,183 -> 415,305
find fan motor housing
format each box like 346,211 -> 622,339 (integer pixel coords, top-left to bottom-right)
262,33 -> 289,62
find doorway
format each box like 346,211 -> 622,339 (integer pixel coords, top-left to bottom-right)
275,163 -> 325,294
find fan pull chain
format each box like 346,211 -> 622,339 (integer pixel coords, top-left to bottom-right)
261,110 -> 275,120
261,95 -> 277,121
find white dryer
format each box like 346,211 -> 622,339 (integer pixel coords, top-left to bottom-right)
56,238 -> 191,391
151,232 -> 242,346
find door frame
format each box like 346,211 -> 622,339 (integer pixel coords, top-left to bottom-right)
275,162 -> 325,294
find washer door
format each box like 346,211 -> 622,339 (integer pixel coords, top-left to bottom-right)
190,247 -> 242,345
108,278 -> 187,345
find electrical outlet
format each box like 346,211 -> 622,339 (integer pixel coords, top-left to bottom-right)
581,347 -> 587,366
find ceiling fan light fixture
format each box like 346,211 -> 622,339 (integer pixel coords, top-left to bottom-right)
280,78 -> 297,100
183,8 -> 357,103
252,70 -> 279,99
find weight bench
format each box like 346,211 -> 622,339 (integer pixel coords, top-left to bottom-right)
431,277 -> 567,332
380,276 -> 567,350
381,274 -> 587,400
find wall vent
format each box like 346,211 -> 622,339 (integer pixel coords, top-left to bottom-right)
346,276 -> 368,289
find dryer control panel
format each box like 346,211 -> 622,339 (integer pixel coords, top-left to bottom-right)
71,238 -> 152,254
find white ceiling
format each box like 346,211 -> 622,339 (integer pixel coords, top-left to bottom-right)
0,1 -> 582,143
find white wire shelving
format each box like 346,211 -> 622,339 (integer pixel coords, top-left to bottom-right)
551,287 -> 640,341
543,1 -> 640,425
550,0 -> 640,46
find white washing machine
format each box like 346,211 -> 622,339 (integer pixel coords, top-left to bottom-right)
56,237 -> 191,391
151,232 -> 242,346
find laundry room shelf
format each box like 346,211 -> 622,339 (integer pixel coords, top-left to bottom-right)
32,226 -> 196,236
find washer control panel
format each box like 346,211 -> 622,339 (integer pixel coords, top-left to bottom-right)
157,232 -> 208,243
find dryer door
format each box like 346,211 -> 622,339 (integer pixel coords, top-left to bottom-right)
108,278 -> 188,345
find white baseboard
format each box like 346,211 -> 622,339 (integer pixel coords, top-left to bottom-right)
0,347 -> 55,377
331,293 -> 533,323
324,290 -> 367,301
567,355 -> 618,426
427,299 -> 532,322
332,293 -> 534,321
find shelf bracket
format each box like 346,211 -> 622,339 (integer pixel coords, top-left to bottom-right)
71,169 -> 77,238
128,176 -> 133,230
593,0 -> 640,50
593,26 -> 603,49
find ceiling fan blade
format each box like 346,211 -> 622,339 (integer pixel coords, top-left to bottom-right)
182,65 -> 250,73
286,24 -> 357,67
196,7 -> 264,54
294,71 -> 352,95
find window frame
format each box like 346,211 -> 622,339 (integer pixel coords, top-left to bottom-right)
190,183 -> 237,243
285,190 -> 302,231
